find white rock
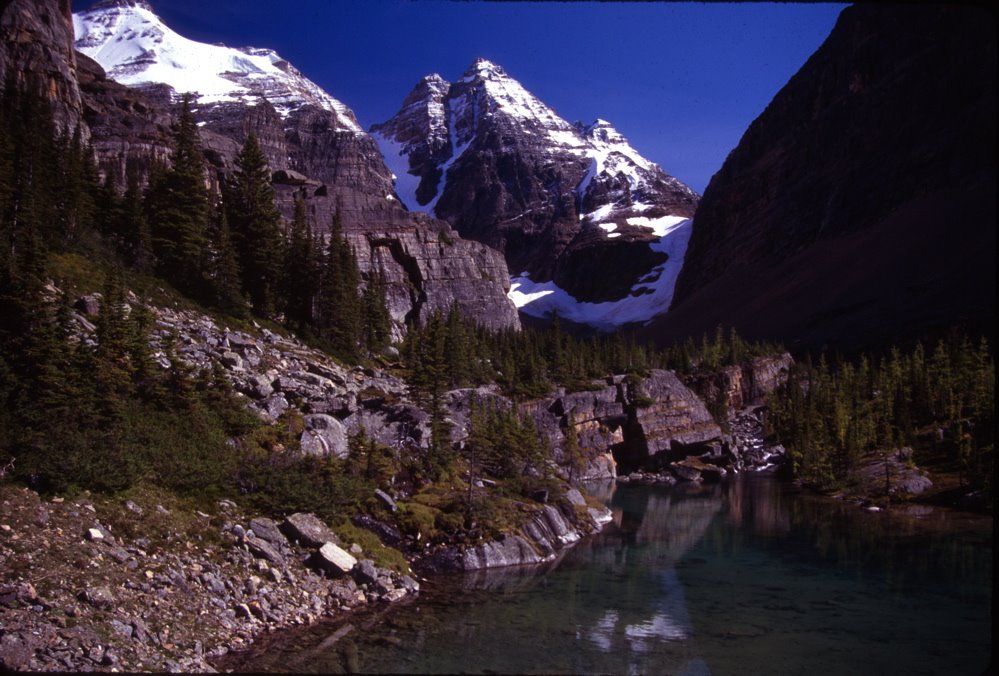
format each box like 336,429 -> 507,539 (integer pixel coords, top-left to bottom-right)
313,542 -> 357,576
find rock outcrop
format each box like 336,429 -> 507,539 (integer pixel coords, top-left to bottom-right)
0,0 -> 85,134
688,353 -> 793,413
417,491 -> 612,574
652,4 -> 996,351
621,370 -> 723,469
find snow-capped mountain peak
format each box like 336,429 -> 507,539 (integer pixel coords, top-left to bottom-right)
73,1 -> 361,131
371,57 -> 700,330
454,57 -> 579,141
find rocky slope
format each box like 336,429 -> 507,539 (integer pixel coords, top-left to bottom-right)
650,4 -> 996,351
0,484 -> 419,672
373,58 -> 699,327
56,0 -> 522,335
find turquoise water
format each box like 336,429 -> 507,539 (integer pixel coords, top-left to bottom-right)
230,477 -> 992,675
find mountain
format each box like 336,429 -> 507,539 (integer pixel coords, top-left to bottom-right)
372,58 -> 699,330
60,0 -> 521,335
73,0 -> 360,128
645,4 -> 996,352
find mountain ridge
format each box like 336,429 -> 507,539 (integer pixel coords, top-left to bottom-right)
373,57 -> 699,327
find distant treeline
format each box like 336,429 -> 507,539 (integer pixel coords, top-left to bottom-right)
767,334 -> 994,501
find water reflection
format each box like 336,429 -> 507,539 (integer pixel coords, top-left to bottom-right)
226,476 -> 992,675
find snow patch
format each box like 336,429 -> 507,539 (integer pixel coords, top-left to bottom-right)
508,216 -> 693,329
371,131 -> 429,213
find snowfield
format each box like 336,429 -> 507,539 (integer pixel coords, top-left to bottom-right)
73,3 -> 361,130
509,216 -> 693,329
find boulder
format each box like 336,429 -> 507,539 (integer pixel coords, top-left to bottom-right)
74,294 -> 102,316
248,517 -> 286,547
243,374 -> 274,399
461,534 -> 548,570
351,559 -> 379,585
565,488 -> 587,507
310,542 -> 357,577
281,513 -> 337,548
245,536 -> 284,566
299,414 -> 348,459
374,488 -> 397,512
670,462 -> 703,483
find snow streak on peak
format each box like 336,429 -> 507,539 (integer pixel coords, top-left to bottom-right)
73,2 -> 361,131
457,57 -> 579,141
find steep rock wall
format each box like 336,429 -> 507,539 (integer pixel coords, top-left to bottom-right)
651,5 -> 996,351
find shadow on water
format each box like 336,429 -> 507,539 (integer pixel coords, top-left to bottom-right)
223,476 -> 992,675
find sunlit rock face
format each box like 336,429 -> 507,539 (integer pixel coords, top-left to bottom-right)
72,1 -> 520,335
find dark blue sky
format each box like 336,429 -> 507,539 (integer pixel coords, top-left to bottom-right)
73,1 -> 845,193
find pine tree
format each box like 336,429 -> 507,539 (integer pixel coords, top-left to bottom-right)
315,210 -> 362,357
146,95 -> 210,297
206,196 -> 247,317
283,197 -> 316,332
119,165 -> 153,271
362,267 -> 392,355
225,133 -> 284,316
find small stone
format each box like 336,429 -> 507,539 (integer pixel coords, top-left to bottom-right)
110,619 -> 133,639
349,543 -> 363,555
156,505 -> 170,515
352,559 -> 378,585
374,488 -> 397,512
245,536 -> 284,565
384,588 -> 407,603
86,528 -> 104,542
124,500 -> 143,515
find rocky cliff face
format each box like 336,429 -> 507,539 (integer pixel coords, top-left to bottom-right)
688,354 -> 794,413
373,58 -> 699,325
0,0 -> 85,134
65,0 -> 520,335
653,4 -> 996,351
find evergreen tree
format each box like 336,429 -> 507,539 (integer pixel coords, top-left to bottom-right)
118,165 -> 153,271
362,267 -> 392,355
205,195 -> 247,317
283,197 -> 316,332
315,210 -> 362,357
146,95 -> 210,296
225,133 -> 284,316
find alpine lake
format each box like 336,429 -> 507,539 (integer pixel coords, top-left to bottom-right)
222,475 -> 992,675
